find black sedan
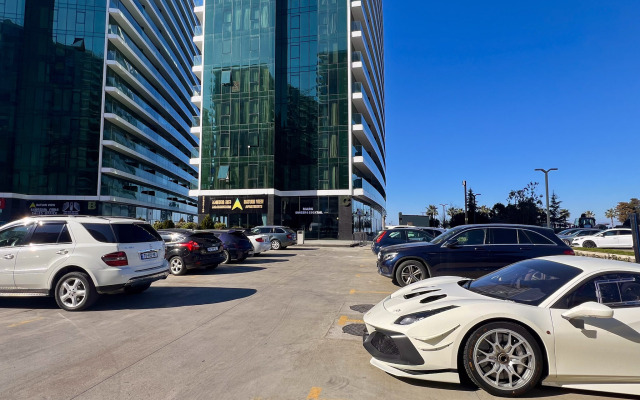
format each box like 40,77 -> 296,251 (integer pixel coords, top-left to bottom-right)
207,230 -> 254,264
377,224 -> 575,286
371,228 -> 436,254
158,229 -> 225,275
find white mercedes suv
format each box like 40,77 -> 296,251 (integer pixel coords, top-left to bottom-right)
0,216 -> 169,311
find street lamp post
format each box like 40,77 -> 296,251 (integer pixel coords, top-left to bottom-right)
440,203 -> 447,227
463,180 -> 468,224
535,168 -> 558,228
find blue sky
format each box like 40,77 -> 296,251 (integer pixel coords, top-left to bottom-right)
382,0 -> 640,225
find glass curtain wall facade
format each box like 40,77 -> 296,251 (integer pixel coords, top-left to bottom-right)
193,0 -> 385,239
0,0 -> 200,224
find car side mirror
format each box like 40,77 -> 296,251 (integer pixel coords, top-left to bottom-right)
562,301 -> 613,320
444,239 -> 460,248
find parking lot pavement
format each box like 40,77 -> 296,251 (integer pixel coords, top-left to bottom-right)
0,246 -> 633,400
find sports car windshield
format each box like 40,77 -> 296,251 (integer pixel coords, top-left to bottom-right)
466,259 -> 582,306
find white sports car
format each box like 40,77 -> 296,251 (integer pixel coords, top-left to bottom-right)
363,255 -> 640,397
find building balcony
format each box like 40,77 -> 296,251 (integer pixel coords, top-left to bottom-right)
352,51 -> 384,129
351,20 -> 384,103
191,84 -> 202,109
353,145 -> 386,192
192,54 -> 203,81
191,115 -> 201,139
352,113 -> 384,170
193,25 -> 203,52
352,82 -> 384,144
353,176 -> 386,210
194,0 -> 204,23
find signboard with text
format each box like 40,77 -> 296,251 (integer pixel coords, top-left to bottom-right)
200,196 -> 268,214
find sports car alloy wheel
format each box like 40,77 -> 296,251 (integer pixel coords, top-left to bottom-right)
54,272 -> 98,311
395,261 -> 428,287
464,322 -> 543,397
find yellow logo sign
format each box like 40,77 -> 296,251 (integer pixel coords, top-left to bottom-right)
232,198 -> 243,211
29,203 -> 36,208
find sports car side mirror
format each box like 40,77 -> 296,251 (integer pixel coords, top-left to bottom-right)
562,301 -> 614,320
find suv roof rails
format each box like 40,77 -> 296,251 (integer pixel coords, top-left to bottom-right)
22,215 -> 146,221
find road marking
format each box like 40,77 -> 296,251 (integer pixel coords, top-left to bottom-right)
349,289 -> 392,295
8,317 -> 43,328
307,387 -> 322,399
338,315 -> 364,326
355,274 -> 361,277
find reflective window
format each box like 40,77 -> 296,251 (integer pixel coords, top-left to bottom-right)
0,225 -> 32,247
30,223 -> 69,245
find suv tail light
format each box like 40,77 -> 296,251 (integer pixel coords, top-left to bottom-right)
179,241 -> 201,252
376,231 -> 388,243
256,237 -> 264,242
102,251 -> 128,267
286,234 -> 293,240
564,249 -> 575,255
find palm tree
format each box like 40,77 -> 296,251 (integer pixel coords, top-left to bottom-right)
584,210 -> 595,218
478,205 -> 491,216
604,208 -> 617,228
427,205 -> 439,220
559,209 -> 570,225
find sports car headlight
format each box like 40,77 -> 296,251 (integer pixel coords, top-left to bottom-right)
394,305 -> 458,325
383,252 -> 398,261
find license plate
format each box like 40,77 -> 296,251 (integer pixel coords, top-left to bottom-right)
207,246 -> 218,252
140,251 -> 158,260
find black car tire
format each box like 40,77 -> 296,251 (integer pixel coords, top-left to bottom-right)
463,321 -> 543,397
124,283 -> 151,294
169,256 -> 187,276
222,250 -> 231,264
271,239 -> 281,250
54,272 -> 98,311
394,260 -> 428,287
582,240 -> 596,248
281,246 -> 288,249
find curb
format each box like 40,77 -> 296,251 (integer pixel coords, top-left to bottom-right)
574,250 -> 636,263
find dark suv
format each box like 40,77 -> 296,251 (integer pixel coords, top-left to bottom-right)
208,230 -> 254,263
377,224 -> 574,286
158,229 -> 225,275
371,228 -> 435,254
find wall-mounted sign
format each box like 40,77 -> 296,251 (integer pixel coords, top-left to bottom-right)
295,207 -> 323,215
200,196 -> 268,214
25,200 -> 90,216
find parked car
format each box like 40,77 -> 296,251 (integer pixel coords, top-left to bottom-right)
377,224 -> 574,286
0,216 -> 169,311
371,228 -> 436,254
158,229 -> 225,275
243,229 -> 271,255
572,228 -> 633,248
249,226 -> 296,250
556,228 -> 583,236
207,230 -> 254,263
557,228 -> 601,246
363,255 -> 640,397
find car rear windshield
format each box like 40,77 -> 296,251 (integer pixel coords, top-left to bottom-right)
464,259 -> 582,306
112,223 -> 162,243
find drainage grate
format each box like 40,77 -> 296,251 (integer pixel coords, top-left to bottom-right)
350,304 -> 374,313
343,323 -> 367,336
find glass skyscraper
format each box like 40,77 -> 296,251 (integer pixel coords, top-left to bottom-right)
192,0 -> 385,239
0,0 -> 200,224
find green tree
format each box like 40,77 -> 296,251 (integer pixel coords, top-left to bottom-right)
505,182 -> 544,225
214,222 -> 227,229
200,215 -> 215,229
559,209 -> 570,225
615,198 -> 640,223
549,193 -> 562,227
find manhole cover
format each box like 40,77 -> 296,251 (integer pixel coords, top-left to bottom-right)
350,304 -> 374,313
342,323 -> 366,336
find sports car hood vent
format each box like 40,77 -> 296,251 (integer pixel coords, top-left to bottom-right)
404,289 -> 440,299
420,294 -> 447,304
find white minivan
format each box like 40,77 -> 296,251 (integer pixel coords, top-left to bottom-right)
0,216 -> 169,311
